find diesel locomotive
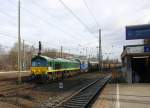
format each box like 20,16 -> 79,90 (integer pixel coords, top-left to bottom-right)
31,55 -> 80,80
30,41 -> 99,80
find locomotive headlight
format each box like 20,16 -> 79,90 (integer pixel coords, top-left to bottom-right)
31,69 -> 36,74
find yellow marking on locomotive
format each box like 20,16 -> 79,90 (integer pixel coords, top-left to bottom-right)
31,67 -> 48,75
31,67 -> 80,75
47,68 -> 80,73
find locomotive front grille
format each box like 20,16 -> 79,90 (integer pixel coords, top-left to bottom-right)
31,67 -> 48,75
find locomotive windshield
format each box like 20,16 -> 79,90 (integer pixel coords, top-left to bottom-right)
32,58 -> 48,67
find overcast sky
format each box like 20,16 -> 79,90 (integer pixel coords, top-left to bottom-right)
0,0 -> 150,60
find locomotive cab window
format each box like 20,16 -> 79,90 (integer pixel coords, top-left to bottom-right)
32,58 -> 48,67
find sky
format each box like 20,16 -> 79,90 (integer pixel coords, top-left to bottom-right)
0,0 -> 150,60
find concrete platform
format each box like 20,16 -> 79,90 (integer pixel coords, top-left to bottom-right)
0,71 -> 30,81
92,84 -> 150,108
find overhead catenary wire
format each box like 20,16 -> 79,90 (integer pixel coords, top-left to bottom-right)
82,0 -> 100,27
8,0 -> 93,44
0,33 -> 17,40
3,0 -> 119,57
0,1 -> 97,58
0,9 -> 17,25
0,33 -> 40,50
7,0 -> 98,50
30,0 -> 95,41
0,32 -> 65,52
0,30 -> 68,52
5,0 -> 75,49
101,11 -> 150,46
58,0 -> 93,33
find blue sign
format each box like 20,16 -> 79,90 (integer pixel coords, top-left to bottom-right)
144,46 -> 150,52
126,24 -> 150,40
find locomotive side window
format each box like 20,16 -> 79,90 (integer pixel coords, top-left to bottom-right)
49,62 -> 52,67
55,62 -> 61,69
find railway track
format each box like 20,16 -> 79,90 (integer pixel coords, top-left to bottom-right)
0,83 -> 34,97
56,75 -> 111,108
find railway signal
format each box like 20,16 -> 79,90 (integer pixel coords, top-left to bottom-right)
38,41 -> 42,55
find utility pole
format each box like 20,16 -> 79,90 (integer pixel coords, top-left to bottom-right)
88,54 -> 90,61
22,40 -> 25,71
61,46 -> 63,58
18,0 -> 21,84
86,47 -> 88,59
99,29 -> 102,72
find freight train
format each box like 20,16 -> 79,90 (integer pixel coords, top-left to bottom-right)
30,55 -> 99,80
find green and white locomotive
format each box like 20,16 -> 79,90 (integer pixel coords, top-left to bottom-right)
31,55 -> 80,80
30,41 -> 99,81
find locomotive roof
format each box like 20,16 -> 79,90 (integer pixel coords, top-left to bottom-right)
54,58 -> 79,63
54,58 -> 70,62
32,55 -> 79,63
32,55 -> 53,61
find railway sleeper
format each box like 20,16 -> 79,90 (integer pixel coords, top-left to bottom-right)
67,100 -> 87,104
69,98 -> 92,104
64,103 -> 89,107
70,98 -> 89,102
60,76 -> 111,108
77,91 -> 99,96
62,104 -> 85,108
74,94 -> 92,97
69,99 -> 90,103
65,102 -> 87,106
75,94 -> 93,97
72,96 -> 91,100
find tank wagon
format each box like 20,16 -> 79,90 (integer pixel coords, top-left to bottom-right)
79,60 -> 99,72
31,55 -> 80,80
89,61 -> 99,71
80,60 -> 89,72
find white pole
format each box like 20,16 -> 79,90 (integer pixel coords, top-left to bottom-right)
23,40 -> 25,71
18,0 -> 21,84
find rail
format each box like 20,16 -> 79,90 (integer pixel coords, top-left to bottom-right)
55,75 -> 111,108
